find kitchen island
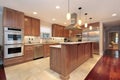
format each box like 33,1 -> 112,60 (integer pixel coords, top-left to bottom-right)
50,42 -> 93,80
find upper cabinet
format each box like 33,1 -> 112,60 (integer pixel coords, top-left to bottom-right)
31,18 -> 40,36
24,16 -> 40,36
52,24 -> 69,37
3,7 -> 24,29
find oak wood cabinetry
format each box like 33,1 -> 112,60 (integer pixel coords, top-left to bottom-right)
63,29 -> 69,37
24,16 -> 40,36
50,42 -> 93,80
52,24 -> 69,37
92,42 -> 99,54
43,43 -> 58,57
4,56 -> 24,66
43,44 -> 50,57
24,45 -> 34,61
3,7 -> 24,28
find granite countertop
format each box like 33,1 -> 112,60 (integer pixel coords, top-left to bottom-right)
59,41 -> 92,45
24,42 -> 58,45
50,45 -> 61,48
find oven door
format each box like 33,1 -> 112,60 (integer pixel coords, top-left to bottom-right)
4,31 -> 23,44
4,44 -> 23,58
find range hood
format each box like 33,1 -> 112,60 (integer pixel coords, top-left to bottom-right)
65,13 -> 81,30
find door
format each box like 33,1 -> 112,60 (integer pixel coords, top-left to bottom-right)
108,32 -> 119,50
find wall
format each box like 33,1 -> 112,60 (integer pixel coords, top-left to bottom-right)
0,7 -> 3,45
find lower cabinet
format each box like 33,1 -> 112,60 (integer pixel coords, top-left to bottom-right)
43,44 -> 50,57
24,45 -> 34,61
4,56 -> 24,66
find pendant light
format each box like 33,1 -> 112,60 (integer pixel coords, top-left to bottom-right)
84,13 -> 88,28
78,7 -> 82,25
66,0 -> 71,20
89,17 -> 92,30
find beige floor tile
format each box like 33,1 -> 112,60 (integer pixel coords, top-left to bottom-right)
5,54 -> 101,80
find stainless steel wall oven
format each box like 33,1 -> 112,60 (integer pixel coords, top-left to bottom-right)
4,27 -> 23,58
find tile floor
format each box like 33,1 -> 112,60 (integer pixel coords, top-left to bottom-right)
5,54 -> 101,80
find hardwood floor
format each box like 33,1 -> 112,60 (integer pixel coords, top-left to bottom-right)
85,50 -> 120,80
0,65 -> 6,80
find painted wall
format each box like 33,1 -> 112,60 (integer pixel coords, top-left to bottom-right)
0,7 -> 3,45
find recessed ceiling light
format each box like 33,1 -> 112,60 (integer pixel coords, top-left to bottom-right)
56,6 -> 60,9
52,18 -> 56,21
33,12 -> 38,14
112,13 -> 117,16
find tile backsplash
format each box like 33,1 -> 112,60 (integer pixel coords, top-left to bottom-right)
24,36 -> 40,43
24,36 -> 64,44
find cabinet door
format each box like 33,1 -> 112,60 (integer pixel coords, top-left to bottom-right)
24,16 -> 32,36
24,45 -> 34,61
3,7 -> 15,27
43,44 -> 50,57
64,29 -> 69,37
15,11 -> 24,29
52,24 -> 64,37
32,18 -> 40,36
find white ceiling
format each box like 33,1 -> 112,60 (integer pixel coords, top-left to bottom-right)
0,0 -> 120,26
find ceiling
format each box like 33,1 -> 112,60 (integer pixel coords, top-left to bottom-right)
0,0 -> 120,26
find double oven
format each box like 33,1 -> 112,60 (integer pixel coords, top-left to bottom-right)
4,27 -> 23,58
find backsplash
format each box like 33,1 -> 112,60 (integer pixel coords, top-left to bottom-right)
24,36 -> 64,44
24,36 -> 40,43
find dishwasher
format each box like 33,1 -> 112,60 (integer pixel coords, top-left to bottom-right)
34,44 -> 44,59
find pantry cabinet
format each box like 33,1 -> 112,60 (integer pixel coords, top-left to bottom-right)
24,16 -> 40,36
3,7 -> 24,29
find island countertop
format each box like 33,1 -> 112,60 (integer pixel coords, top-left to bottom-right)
50,45 -> 61,48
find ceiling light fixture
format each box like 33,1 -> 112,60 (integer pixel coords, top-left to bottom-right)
84,13 -> 88,28
112,13 -> 117,16
52,18 -> 56,21
33,12 -> 37,14
66,0 -> 71,20
89,17 -> 92,30
56,6 -> 60,9
78,7 -> 82,26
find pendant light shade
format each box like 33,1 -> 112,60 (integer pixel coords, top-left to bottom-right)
84,13 -> 88,28
66,12 -> 71,20
89,17 -> 92,30
78,19 -> 82,25
85,23 -> 88,28
89,26 -> 92,30
78,7 -> 82,25
66,0 -> 71,20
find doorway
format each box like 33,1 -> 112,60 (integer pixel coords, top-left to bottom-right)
108,32 -> 119,50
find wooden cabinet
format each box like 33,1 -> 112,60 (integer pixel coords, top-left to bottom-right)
64,29 -> 69,37
3,7 -> 24,28
92,42 -> 99,54
31,18 -> 40,36
43,44 -> 50,57
24,16 -> 32,36
4,56 -> 24,66
24,45 -> 34,61
52,24 -> 69,37
43,44 -> 58,57
52,24 -> 64,37
24,16 -> 40,36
